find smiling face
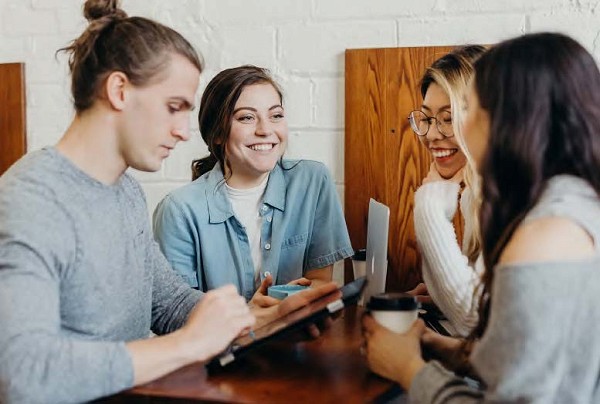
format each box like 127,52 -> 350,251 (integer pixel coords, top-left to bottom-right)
224,83 -> 288,188
420,82 -> 467,179
118,53 -> 200,172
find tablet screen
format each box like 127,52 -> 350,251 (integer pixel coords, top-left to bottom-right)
216,277 -> 367,366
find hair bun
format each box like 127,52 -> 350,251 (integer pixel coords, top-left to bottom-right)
83,0 -> 127,22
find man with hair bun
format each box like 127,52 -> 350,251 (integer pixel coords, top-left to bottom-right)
0,1 -> 336,403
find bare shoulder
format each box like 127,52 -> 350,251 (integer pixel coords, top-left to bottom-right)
499,216 -> 596,265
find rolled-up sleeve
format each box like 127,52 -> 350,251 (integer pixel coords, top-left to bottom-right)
153,194 -> 201,288
305,164 -> 354,270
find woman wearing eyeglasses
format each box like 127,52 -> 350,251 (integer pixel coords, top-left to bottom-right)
408,46 -> 486,337
364,32 -> 600,403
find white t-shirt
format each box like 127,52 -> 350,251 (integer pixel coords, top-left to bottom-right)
225,175 -> 269,284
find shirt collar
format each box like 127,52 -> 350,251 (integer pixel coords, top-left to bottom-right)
263,163 -> 286,212
205,162 -> 287,224
205,164 -> 233,224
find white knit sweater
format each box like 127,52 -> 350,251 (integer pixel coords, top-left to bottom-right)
413,181 -> 483,336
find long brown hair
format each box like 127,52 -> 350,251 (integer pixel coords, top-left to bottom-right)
468,32 -> 600,342
58,0 -> 203,113
191,65 -> 283,181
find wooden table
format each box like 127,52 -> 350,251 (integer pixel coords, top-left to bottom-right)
104,306 -> 405,403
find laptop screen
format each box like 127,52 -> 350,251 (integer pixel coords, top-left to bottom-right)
364,199 -> 390,303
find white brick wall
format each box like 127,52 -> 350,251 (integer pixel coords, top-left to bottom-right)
1,0 -> 600,283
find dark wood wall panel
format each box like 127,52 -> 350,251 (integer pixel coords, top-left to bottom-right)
344,49 -> 387,245
345,46 -> 458,292
0,63 -> 27,176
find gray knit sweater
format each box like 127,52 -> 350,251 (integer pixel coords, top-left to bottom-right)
0,148 -> 203,403
410,175 -> 600,403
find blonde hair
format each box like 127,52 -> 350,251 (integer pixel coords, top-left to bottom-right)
421,46 -> 486,264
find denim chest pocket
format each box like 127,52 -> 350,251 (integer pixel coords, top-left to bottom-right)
278,232 -> 309,283
282,232 -> 308,249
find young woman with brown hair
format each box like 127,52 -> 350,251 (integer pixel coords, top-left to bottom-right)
153,65 -> 353,304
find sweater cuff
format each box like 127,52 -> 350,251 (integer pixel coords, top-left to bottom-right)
109,342 -> 136,395
414,181 -> 461,220
409,360 -> 458,402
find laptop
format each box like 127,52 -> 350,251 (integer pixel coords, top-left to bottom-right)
364,199 -> 390,304
362,199 -> 452,336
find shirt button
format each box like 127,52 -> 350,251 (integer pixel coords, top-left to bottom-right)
264,243 -> 271,250
266,216 -> 272,223
261,205 -> 268,212
264,271 -> 271,278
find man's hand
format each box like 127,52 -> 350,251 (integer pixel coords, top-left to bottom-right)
179,285 -> 256,362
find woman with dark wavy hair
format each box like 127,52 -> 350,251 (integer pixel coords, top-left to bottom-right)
363,32 -> 600,402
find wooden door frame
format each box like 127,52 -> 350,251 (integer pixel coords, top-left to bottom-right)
0,62 -> 27,175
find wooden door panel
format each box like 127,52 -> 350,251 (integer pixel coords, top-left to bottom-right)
345,46 -> 456,292
0,63 -> 27,176
384,47 -> 437,290
344,49 -> 388,251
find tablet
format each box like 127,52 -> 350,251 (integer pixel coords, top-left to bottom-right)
209,277 -> 368,369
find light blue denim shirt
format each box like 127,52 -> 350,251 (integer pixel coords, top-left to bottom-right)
153,160 -> 354,300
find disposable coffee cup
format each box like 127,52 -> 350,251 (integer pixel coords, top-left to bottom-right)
367,293 -> 419,334
352,248 -> 367,280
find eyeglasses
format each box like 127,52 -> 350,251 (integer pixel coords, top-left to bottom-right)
407,110 -> 454,138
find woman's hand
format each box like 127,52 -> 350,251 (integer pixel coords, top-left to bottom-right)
251,282 -> 340,337
249,274 -> 280,308
421,328 -> 474,375
287,277 -> 312,286
180,285 -> 256,362
423,162 -> 464,185
249,276 -> 314,308
405,282 -> 432,304
362,315 -> 426,389
421,327 -> 462,355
